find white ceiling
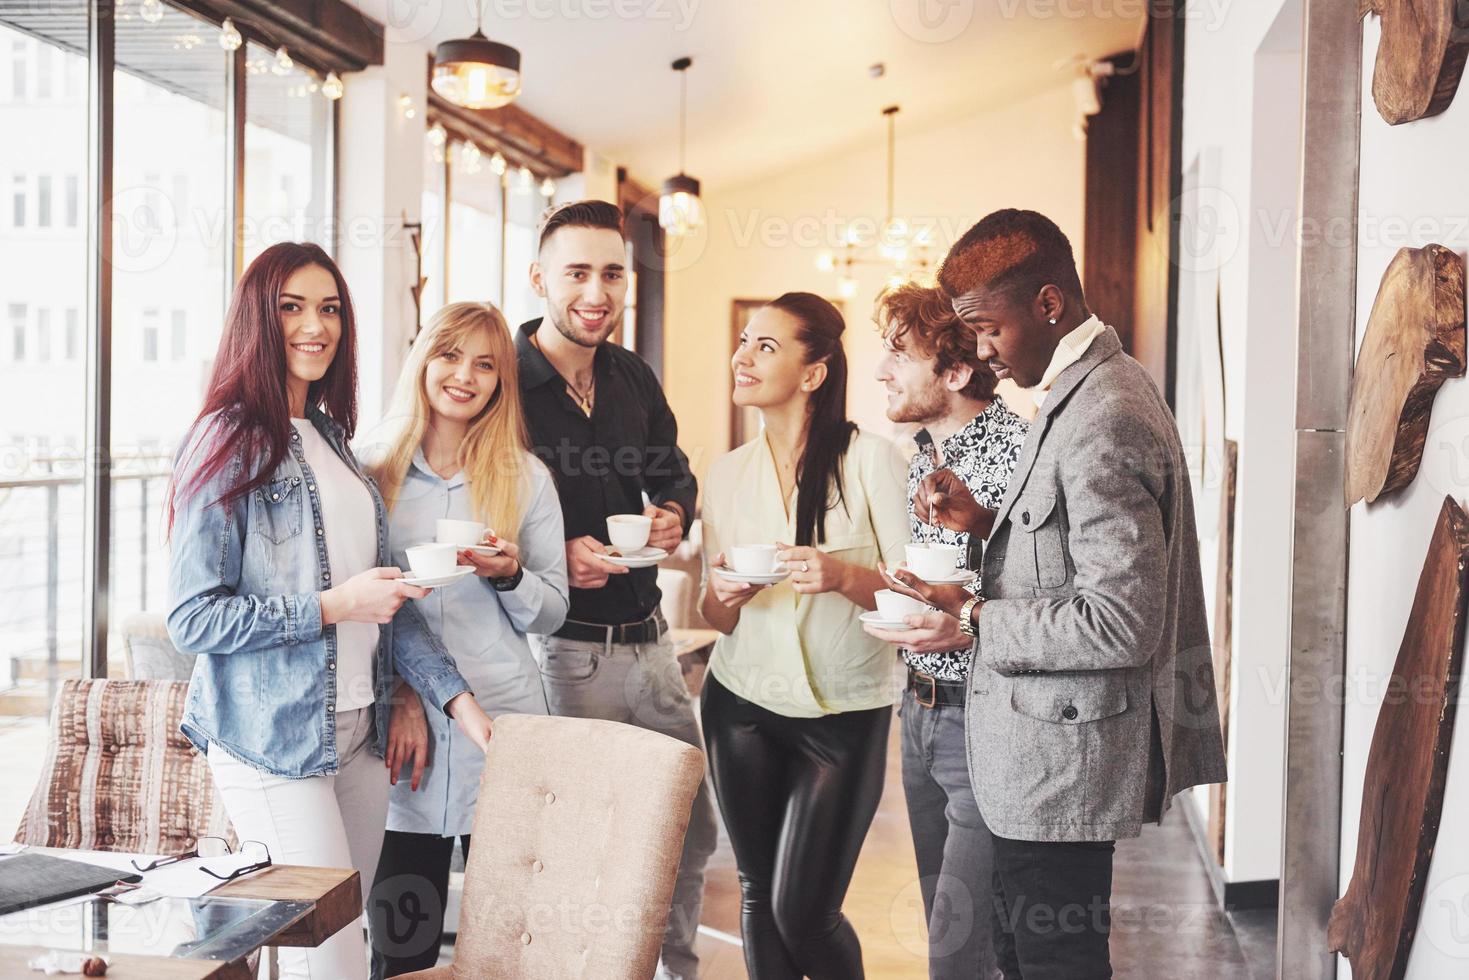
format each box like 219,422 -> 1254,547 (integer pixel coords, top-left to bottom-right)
353,0 -> 1144,189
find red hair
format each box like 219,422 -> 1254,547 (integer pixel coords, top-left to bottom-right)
167,242 -> 360,531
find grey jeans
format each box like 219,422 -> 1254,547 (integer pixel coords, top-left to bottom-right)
535,629 -> 719,980
900,687 -> 1000,980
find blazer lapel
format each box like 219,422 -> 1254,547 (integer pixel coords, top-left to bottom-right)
989,327 -> 1125,533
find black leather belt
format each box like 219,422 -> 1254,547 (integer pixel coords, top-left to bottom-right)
554,611 -> 666,645
907,668 -> 966,708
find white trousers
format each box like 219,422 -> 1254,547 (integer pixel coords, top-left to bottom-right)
207,707 -> 389,980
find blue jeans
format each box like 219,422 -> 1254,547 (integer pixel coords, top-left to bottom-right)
900,687 -> 1000,980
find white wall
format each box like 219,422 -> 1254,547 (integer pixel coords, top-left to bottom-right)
1177,0 -> 1302,886
1339,15 -> 1469,977
663,83 -> 1085,479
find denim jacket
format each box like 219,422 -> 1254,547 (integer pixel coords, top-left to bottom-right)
167,407 -> 472,778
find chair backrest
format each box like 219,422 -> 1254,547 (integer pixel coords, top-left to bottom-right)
446,714 -> 704,980
121,612 -> 196,681
15,679 -> 232,853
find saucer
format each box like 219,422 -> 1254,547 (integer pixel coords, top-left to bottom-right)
604,546 -> 669,569
859,611 -> 916,632
401,566 -> 475,588
715,566 -> 790,586
897,563 -> 977,586
461,543 -> 502,556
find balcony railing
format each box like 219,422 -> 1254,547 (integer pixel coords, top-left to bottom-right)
0,454 -> 171,712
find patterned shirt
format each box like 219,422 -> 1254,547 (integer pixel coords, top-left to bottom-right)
903,399 -> 1030,681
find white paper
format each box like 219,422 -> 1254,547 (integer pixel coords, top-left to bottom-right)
33,846 -> 263,899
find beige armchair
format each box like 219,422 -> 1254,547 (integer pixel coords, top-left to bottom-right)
400,714 -> 706,980
15,679 -> 232,853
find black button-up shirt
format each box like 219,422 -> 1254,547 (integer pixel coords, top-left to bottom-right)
516,318 -> 698,628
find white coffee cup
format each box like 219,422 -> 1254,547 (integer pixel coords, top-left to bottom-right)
875,588 -> 926,622
405,543 -> 458,579
436,518 -> 487,547
607,514 -> 653,552
906,542 -> 963,581
728,544 -> 779,575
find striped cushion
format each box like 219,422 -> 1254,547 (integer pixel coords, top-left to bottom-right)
15,679 -> 232,853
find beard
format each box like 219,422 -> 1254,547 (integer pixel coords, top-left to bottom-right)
887,382 -> 950,425
546,303 -> 622,349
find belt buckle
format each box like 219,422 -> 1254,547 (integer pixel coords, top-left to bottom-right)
914,672 -> 938,709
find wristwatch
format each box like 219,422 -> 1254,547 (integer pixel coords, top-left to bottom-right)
491,561 -> 524,592
958,595 -> 982,638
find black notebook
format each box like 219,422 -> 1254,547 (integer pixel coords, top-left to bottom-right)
0,852 -> 143,916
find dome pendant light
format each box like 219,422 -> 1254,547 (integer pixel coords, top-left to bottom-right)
659,57 -> 703,238
431,0 -> 522,110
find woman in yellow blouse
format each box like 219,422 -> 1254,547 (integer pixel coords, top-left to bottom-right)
699,292 -> 909,979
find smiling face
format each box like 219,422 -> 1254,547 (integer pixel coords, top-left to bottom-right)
950,283 -> 1067,389
731,306 -> 826,410
873,333 -> 961,425
279,263 -> 343,392
424,324 -> 499,426
531,225 -> 628,347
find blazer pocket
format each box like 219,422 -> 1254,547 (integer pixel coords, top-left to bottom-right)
1010,673 -> 1129,725
1013,491 -> 1067,590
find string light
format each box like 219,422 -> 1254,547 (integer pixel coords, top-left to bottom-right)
273,46 -> 293,75
489,151 -> 507,176
398,94 -> 417,119
139,0 -> 164,24
460,142 -> 482,174
427,122 -> 447,147
517,166 -> 533,193
219,18 -> 243,51
540,176 -> 556,198
322,71 -> 343,100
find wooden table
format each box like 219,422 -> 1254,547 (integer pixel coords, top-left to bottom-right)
0,861 -> 359,979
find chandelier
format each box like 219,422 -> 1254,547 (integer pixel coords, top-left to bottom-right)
817,105 -> 933,298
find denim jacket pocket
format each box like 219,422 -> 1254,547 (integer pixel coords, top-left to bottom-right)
253,476 -> 304,545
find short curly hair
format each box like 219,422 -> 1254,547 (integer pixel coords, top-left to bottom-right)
875,281 -> 996,402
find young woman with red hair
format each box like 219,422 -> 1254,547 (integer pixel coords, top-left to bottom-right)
166,242 -> 491,980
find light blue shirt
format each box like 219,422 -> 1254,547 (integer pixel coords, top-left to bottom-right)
385,448 -> 569,836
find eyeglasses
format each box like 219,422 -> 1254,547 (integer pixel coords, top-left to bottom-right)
200,840 -> 272,882
131,835 -> 232,872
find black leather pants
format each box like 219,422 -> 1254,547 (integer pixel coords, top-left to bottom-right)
701,674 -> 890,979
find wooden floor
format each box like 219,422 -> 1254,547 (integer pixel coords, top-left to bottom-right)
687,716 -> 1278,980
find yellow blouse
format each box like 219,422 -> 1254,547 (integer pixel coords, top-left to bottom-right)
701,429 -> 911,718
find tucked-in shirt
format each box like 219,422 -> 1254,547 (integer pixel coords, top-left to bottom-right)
902,401 -> 1030,682
516,318 -> 698,629
291,417 -> 377,712
385,449 -> 569,837
1031,315 -> 1105,410
702,430 -> 911,718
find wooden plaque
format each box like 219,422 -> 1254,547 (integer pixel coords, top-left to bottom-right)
1360,0 -> 1469,124
1345,244 -> 1466,507
1327,495 -> 1469,979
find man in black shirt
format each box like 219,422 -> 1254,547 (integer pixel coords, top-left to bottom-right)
516,200 -> 715,980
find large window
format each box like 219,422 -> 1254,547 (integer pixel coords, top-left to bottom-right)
242,40 -> 334,265
502,167 -> 542,329
445,139 -> 504,308
0,5 -> 89,838
110,2 -> 230,640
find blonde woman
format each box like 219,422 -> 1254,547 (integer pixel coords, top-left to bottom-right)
361,302 -> 569,976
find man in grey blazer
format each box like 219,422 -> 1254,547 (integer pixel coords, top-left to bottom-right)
886,209 -> 1227,979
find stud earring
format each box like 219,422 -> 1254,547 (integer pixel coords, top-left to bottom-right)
1048,318 -> 1058,325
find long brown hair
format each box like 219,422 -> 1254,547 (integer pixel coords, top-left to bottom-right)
365,302 -> 533,539
167,242 -> 359,529
767,292 -> 856,547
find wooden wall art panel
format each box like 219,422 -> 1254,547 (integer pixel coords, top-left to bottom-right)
1345,243 -> 1466,507
1327,495 -> 1469,979
1360,0 -> 1469,124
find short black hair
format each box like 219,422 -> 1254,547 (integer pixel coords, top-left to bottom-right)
937,209 -> 1083,305
536,200 -> 624,252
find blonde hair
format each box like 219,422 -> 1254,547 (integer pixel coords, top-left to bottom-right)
369,302 -> 532,538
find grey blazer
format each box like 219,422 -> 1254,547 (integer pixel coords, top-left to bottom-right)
967,326 -> 1227,842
